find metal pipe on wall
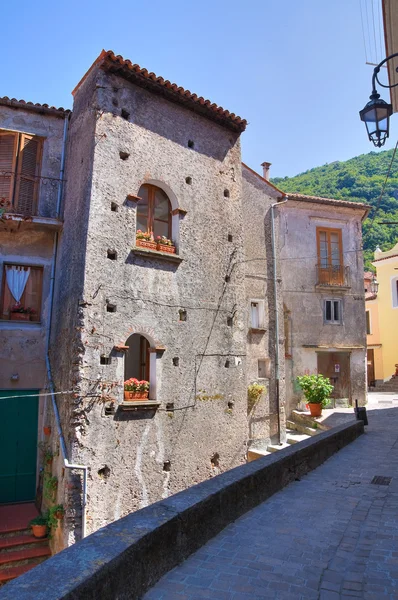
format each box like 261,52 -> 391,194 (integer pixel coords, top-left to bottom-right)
270,196 -> 288,445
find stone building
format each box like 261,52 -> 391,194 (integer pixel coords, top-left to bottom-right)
0,97 -> 69,504
277,193 -> 369,413
48,50 -> 255,547
0,50 -> 368,558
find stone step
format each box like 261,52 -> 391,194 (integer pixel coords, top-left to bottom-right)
285,430 -> 311,445
266,442 -> 291,453
0,534 -> 48,553
247,448 -> 271,462
0,544 -> 51,569
291,410 -> 329,431
0,561 -> 45,584
286,420 -> 319,436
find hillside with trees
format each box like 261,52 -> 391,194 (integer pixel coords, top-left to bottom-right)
271,149 -> 398,270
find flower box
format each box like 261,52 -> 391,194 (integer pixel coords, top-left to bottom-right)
136,239 -> 157,251
157,243 -> 176,254
11,312 -> 31,321
124,391 -> 149,401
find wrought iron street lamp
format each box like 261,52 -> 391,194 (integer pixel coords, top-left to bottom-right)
360,53 -> 398,147
370,274 -> 379,294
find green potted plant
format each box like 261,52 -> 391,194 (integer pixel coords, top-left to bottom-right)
29,514 -> 48,538
136,230 -> 157,251
124,378 -> 149,400
296,374 -> 334,417
43,475 -> 58,503
156,235 -> 176,254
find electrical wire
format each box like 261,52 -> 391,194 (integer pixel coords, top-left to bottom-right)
359,0 -> 369,63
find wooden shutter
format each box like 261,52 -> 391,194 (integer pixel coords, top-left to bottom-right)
15,134 -> 42,215
0,132 -> 18,206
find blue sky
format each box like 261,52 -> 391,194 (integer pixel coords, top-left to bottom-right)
2,0 -> 395,177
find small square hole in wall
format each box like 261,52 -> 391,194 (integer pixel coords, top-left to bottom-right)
179,309 -> 187,322
119,151 -> 130,161
107,249 -> 117,260
224,189 -> 230,198
225,359 -> 230,368
258,358 -> 271,378
228,234 -> 233,242
185,176 -> 192,185
166,402 -> 174,411
173,357 -> 179,366
225,275 -> 230,283
111,202 -> 118,212
106,303 -> 117,313
100,355 -> 111,365
227,316 -> 233,327
188,140 -> 194,148
163,461 -> 171,472
121,109 -> 130,120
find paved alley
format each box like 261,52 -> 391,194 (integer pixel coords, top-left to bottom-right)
144,394 -> 398,599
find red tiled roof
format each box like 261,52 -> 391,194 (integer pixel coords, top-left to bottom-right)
365,292 -> 377,301
73,50 -> 247,133
0,96 -> 70,117
286,193 -> 371,211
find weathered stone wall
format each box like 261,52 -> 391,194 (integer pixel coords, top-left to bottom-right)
52,65 -> 248,541
242,166 -> 286,447
279,201 -> 367,413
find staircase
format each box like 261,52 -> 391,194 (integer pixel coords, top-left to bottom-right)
0,504 -> 51,586
375,375 -> 398,393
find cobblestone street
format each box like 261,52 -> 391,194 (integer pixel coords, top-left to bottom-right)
144,394 -> 398,599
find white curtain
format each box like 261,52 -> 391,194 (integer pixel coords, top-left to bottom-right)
6,266 -> 30,303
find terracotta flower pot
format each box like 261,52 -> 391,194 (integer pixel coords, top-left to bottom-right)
11,312 -> 30,321
308,403 -> 322,418
31,524 -> 47,538
136,239 -> 157,250
124,391 -> 149,401
43,426 -> 51,436
54,511 -> 64,520
157,243 -> 176,254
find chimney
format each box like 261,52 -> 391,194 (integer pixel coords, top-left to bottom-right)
261,161 -> 271,181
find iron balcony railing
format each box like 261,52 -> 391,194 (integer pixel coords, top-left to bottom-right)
316,264 -> 350,287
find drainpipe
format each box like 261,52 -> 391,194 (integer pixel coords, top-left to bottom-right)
270,196 -> 288,444
44,114 -> 88,539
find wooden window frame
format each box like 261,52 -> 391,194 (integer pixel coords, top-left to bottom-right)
137,184 -> 172,239
323,298 -> 342,325
1,263 -> 43,323
0,129 -> 43,215
316,227 -> 344,285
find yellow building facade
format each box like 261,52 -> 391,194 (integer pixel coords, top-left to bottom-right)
366,243 -> 398,383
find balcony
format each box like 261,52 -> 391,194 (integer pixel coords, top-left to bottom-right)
315,264 -> 350,289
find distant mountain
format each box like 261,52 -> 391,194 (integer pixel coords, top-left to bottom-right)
271,149 -> 398,270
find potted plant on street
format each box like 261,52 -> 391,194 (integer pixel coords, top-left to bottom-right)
156,236 -> 176,254
124,378 -> 150,400
296,374 -> 334,417
29,514 -> 48,538
136,230 -> 157,250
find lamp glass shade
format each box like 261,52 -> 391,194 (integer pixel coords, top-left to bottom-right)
360,97 -> 392,147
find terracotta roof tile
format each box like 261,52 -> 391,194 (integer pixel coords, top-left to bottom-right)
0,96 -> 70,117
286,193 -> 371,210
75,50 -> 247,133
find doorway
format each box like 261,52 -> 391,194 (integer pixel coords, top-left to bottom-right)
0,390 -> 38,504
367,349 -> 375,387
317,352 -> 351,403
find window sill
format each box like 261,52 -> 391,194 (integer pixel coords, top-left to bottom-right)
119,400 -> 161,411
131,246 -> 183,264
1,213 -> 62,229
249,327 -> 267,334
0,320 -> 42,328
315,283 -> 350,291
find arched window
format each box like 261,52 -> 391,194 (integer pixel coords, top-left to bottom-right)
137,184 -> 172,239
125,334 -> 150,382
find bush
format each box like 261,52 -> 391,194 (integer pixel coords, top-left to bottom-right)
296,374 -> 333,406
247,383 -> 266,413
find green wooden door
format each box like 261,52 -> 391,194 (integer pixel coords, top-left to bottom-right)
0,390 -> 38,504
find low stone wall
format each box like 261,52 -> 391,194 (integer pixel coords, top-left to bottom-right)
0,420 -> 363,600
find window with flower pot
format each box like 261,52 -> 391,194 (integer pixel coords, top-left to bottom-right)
0,130 -> 43,216
1,264 -> 43,322
136,184 -> 175,253
124,334 -> 154,400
